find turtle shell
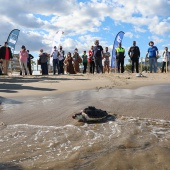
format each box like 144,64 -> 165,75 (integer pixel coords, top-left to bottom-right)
82,106 -> 108,121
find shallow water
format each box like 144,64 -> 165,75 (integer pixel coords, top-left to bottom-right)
0,85 -> 170,169
0,118 -> 169,170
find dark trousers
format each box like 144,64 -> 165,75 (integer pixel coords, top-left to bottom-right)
53,59 -> 59,75
117,57 -> 124,73
131,58 -> 139,73
90,61 -> 95,74
27,62 -> 32,75
83,62 -> 87,74
41,62 -> 48,75
162,61 -> 169,73
58,60 -> 64,74
95,58 -> 103,73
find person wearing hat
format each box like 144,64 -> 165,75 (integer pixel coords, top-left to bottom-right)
128,41 -> 140,73
19,45 -> 30,76
146,41 -> 159,73
0,42 -> 13,75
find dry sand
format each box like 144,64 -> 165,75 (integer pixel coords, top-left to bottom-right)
1,72 -> 170,98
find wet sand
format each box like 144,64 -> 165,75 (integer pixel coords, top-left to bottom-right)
0,85 -> 170,127
0,73 -> 170,125
0,73 -> 170,169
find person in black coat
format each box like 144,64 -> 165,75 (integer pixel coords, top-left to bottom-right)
0,42 -> 13,75
27,50 -> 34,75
128,41 -> 140,73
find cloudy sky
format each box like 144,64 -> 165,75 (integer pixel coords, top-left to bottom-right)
0,0 -> 170,63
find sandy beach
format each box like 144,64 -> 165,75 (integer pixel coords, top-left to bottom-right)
1,72 -> 170,97
0,72 -> 170,170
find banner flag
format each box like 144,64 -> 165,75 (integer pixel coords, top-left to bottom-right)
111,31 -> 125,68
50,31 -> 64,66
7,29 -> 20,54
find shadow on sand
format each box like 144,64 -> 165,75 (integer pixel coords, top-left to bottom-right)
0,76 -> 90,94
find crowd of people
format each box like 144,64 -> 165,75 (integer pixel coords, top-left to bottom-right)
0,40 -> 170,76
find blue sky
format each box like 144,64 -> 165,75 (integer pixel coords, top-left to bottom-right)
0,0 -> 170,64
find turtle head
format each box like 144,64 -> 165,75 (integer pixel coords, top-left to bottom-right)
72,112 -> 83,120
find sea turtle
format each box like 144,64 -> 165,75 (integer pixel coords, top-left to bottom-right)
72,106 -> 114,122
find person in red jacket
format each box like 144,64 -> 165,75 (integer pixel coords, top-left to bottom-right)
0,42 -> 13,75
88,45 -> 95,74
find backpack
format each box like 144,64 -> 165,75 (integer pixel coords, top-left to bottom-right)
40,53 -> 48,63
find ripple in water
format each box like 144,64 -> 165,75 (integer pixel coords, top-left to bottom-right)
0,117 -> 169,170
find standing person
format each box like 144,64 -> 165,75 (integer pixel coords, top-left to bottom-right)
116,42 -> 125,73
0,42 -> 13,75
39,49 -> 48,75
82,51 -> 88,74
64,52 -> 75,74
161,47 -> 170,73
103,47 -> 110,73
128,41 -> 140,73
27,50 -> 34,75
146,41 -> 159,73
92,40 -> 103,74
73,48 -> 82,73
58,46 -> 65,74
88,45 -> 95,74
19,45 -> 30,76
51,46 -> 59,75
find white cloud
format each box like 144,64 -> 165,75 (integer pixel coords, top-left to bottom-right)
148,21 -> 170,35
0,0 -> 170,59
125,32 -> 133,38
148,35 -> 163,45
134,26 -> 146,33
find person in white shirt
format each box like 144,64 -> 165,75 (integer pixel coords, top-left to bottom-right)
58,46 -> 65,74
162,47 -> 170,73
50,46 -> 59,75
103,47 -> 111,73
